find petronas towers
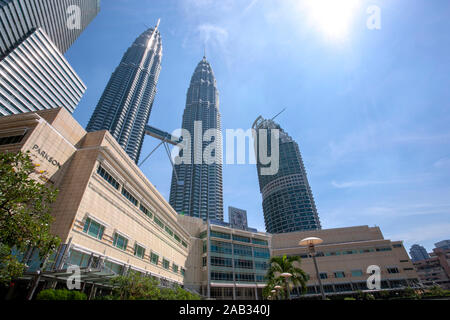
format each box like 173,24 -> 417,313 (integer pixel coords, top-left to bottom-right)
169,56 -> 224,221
87,22 -> 162,163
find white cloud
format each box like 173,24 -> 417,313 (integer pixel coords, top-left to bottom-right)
434,157 -> 450,168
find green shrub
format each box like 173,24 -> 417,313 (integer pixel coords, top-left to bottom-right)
36,289 -> 87,300
344,297 -> 356,300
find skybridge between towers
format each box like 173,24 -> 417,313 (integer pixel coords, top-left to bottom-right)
139,125 -> 184,185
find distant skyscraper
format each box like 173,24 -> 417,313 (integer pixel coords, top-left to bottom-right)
169,56 -> 223,221
435,240 -> 450,250
228,207 -> 248,231
86,22 -> 162,163
252,116 -> 321,234
0,0 -> 100,58
409,244 -> 430,262
0,0 -> 100,116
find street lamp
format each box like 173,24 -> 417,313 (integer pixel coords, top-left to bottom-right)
299,237 -> 326,300
281,272 -> 292,300
274,285 -> 282,300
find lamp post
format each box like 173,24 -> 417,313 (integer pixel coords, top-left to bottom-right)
274,285 -> 282,300
281,272 -> 292,300
299,237 -> 326,300
271,289 -> 277,300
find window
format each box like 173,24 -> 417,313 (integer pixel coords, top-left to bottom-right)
235,273 -> 255,282
211,272 -> 233,281
387,267 -> 399,274
113,233 -> 128,251
210,241 -> 232,255
202,257 -> 207,267
351,270 -> 363,277
203,241 -> 207,253
334,271 -> 345,278
320,272 -> 328,279
0,133 -> 25,145
211,256 -> 232,268
150,252 -> 159,265
254,247 -> 270,259
83,218 -> 105,240
134,244 -> 145,259
163,259 -> 170,270
165,226 -> 173,236
252,238 -> 268,246
181,268 -> 185,277
232,235 -> 250,243
359,248 -> 375,254
174,234 -> 181,243
234,244 -> 253,257
255,261 -> 268,270
234,259 -> 253,269
154,215 -> 164,229
404,268 -> 414,271
393,244 -> 402,248
122,187 -> 138,206
210,231 -> 231,240
182,241 -> 188,248
199,231 -> 207,239
173,264 -> 179,273
256,275 -> 266,282
140,204 -> 153,218
376,247 -> 392,252
97,165 -> 120,190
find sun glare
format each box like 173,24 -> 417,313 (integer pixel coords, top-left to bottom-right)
304,0 -> 360,40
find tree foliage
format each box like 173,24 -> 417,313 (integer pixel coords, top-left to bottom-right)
263,255 -> 309,299
0,151 -> 60,284
107,271 -> 201,300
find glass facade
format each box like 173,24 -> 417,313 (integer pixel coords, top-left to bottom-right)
0,0 -> 100,58
204,225 -> 271,300
0,0 -> 99,116
253,116 -> 321,233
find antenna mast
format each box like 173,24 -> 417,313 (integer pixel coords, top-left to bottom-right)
271,107 -> 286,121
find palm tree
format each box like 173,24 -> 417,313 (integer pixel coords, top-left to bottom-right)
265,255 -> 309,300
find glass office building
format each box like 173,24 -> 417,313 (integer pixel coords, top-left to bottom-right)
0,0 -> 100,116
86,24 -> 162,163
0,28 -> 85,115
195,219 -> 271,300
169,56 -> 224,221
0,0 -> 100,59
253,116 -> 321,234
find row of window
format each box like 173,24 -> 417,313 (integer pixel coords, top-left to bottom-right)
83,217 -> 185,276
209,241 -> 271,258
0,133 -> 26,146
96,165 -> 188,249
210,272 -> 266,283
208,230 -> 268,246
289,246 -> 395,260
319,267 -> 400,279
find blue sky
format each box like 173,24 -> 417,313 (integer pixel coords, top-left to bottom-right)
66,0 -> 450,252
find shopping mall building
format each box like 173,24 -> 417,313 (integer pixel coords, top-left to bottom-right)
0,109 -> 420,299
